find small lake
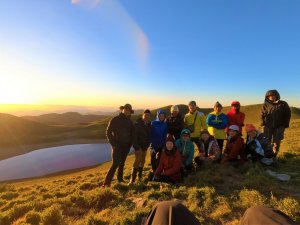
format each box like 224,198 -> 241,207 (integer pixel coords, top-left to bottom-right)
0,143 -> 117,181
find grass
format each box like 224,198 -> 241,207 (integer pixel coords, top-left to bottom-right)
0,118 -> 299,224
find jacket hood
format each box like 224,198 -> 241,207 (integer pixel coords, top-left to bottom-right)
265,90 -> 280,101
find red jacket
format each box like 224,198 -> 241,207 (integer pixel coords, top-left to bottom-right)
223,135 -> 245,162
227,107 -> 245,134
155,149 -> 182,182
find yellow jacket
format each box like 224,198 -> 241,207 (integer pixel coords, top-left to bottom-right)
184,111 -> 207,138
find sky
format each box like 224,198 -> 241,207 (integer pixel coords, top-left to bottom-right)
0,0 -> 300,112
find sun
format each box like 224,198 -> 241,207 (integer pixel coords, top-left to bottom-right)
0,83 -> 36,104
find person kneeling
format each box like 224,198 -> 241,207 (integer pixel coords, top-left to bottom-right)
153,135 -> 182,183
194,129 -> 220,167
222,125 -> 245,166
245,124 -> 275,165
175,129 -> 195,176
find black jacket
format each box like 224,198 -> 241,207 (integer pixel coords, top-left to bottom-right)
166,113 -> 184,140
106,113 -> 134,148
246,132 -> 274,160
261,90 -> 291,129
133,118 -> 152,151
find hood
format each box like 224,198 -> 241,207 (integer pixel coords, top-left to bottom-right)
156,109 -> 167,121
265,89 -> 280,101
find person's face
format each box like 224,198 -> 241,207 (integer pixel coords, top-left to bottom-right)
171,110 -> 179,117
123,108 -> 132,117
247,130 -> 256,139
182,134 -> 190,141
233,105 -> 240,110
158,113 -> 165,121
268,94 -> 277,102
166,141 -> 174,150
143,113 -> 150,122
201,133 -> 210,141
189,103 -> 196,113
214,106 -> 222,113
228,129 -> 237,138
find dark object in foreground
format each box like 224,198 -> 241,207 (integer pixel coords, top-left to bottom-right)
143,201 -> 296,225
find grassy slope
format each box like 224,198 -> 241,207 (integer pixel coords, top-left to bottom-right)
0,117 -> 299,224
0,114 -> 109,160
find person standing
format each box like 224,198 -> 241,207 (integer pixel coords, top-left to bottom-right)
226,101 -> 245,135
206,101 -> 228,155
261,90 -> 291,156
150,110 -> 168,172
102,104 -> 134,187
184,100 -> 207,149
129,109 -> 152,184
167,105 -> 184,140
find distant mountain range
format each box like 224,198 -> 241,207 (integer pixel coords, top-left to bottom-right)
23,112 -> 108,125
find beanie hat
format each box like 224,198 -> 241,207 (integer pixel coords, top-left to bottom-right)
170,105 -> 179,112
188,100 -> 196,106
143,109 -> 151,114
228,125 -> 239,132
166,134 -> 175,143
214,101 -> 222,108
245,124 -> 257,133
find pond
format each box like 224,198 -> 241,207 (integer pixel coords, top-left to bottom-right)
0,143 -> 115,181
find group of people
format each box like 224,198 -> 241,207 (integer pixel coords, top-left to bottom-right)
102,89 -> 291,187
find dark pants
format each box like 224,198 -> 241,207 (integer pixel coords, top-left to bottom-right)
217,139 -> 224,161
264,126 -> 285,154
143,202 -> 295,225
150,148 -> 162,172
103,146 -> 130,185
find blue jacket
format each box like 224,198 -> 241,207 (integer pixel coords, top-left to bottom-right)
150,110 -> 168,150
175,129 -> 194,166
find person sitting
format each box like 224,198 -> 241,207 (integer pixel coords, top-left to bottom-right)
194,129 -> 220,167
245,124 -> 275,165
153,135 -> 182,184
175,129 -> 195,174
222,125 -> 245,166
